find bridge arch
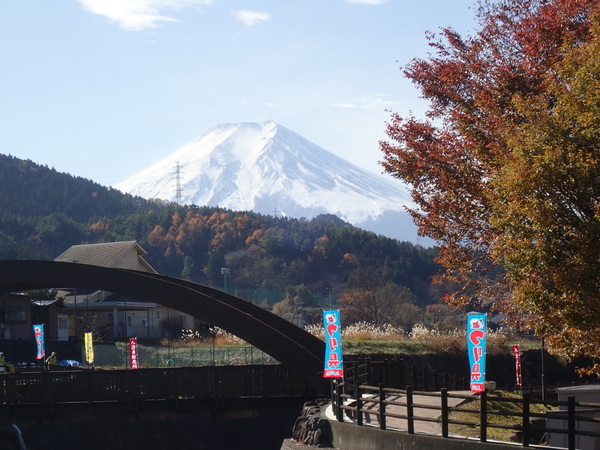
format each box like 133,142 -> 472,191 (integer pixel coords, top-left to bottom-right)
0,260 -> 327,391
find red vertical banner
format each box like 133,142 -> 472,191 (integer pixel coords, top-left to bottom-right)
512,344 -> 522,387
129,337 -> 139,369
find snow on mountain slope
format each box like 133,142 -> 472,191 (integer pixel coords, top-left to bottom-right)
114,121 -> 426,243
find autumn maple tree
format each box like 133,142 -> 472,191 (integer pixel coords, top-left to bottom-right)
381,0 -> 600,372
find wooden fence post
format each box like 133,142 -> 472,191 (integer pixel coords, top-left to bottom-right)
355,384 -> 363,426
568,396 -> 576,450
407,385 -> 414,434
336,382 -> 343,422
522,393 -> 530,447
384,359 -> 389,387
399,358 -> 405,389
379,383 -> 386,431
330,379 -> 335,415
441,388 -> 449,438
480,390 -> 487,442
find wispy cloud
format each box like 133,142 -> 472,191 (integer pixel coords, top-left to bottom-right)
231,10 -> 270,26
334,96 -> 396,110
344,0 -> 390,4
241,99 -> 277,107
76,0 -> 212,31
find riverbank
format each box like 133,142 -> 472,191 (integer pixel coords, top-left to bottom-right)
1,406 -> 303,450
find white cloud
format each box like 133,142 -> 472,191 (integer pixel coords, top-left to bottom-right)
334,96 -> 396,110
344,0 -> 390,4
76,0 -> 212,31
231,10 -> 270,26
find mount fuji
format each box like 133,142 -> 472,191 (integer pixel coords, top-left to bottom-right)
114,121 -> 426,244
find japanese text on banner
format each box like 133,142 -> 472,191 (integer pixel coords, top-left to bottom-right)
33,324 -> 45,360
467,313 -> 487,393
129,337 -> 139,369
323,310 -> 343,378
84,332 -> 94,365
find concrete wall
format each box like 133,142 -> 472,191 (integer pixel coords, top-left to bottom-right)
282,421 -> 521,450
2,408 -> 303,450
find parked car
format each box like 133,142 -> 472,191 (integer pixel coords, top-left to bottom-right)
0,352 -> 15,373
0,362 -> 15,373
58,360 -> 83,367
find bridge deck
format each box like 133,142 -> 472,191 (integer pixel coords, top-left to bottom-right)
0,365 -> 317,423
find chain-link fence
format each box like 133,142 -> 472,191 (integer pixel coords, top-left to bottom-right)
90,343 -> 279,368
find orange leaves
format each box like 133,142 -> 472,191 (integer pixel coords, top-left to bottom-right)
89,220 -> 112,234
381,0 -> 600,365
148,210 -> 263,261
245,229 -> 263,247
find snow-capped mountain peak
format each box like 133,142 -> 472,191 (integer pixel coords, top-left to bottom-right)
114,121 -> 423,243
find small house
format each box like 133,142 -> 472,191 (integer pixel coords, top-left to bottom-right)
55,241 -> 195,341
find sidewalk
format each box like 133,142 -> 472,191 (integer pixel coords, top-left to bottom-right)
325,390 -> 474,436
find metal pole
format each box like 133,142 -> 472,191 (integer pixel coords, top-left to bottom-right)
355,384 -> 363,426
74,288 -> 77,340
541,337 -> 547,401
406,385 -> 414,434
221,268 -> 230,292
522,393 -> 530,447
568,396 -> 576,450
480,390 -> 487,442
441,388 -> 449,438
379,383 -> 386,430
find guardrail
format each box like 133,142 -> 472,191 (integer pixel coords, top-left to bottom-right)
331,381 -> 600,449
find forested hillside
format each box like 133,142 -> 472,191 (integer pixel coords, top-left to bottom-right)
0,154 -> 443,327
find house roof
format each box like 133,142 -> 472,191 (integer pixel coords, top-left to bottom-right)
54,241 -> 154,271
32,299 -> 60,307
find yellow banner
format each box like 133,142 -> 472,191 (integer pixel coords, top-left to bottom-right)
84,332 -> 94,365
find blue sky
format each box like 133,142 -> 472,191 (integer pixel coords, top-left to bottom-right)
1,0 -> 478,187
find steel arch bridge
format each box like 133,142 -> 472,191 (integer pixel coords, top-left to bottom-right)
0,260 -> 327,391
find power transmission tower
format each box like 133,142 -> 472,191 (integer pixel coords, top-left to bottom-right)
173,161 -> 184,204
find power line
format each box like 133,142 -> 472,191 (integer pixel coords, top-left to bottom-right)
173,162 -> 184,204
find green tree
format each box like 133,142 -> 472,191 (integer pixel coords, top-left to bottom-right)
272,284 -> 317,317
491,12 -> 600,372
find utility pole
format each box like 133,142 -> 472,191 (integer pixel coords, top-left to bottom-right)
221,268 -> 230,293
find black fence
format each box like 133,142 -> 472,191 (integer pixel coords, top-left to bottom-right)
331,380 -> 600,449
343,358 -> 469,392
0,364 -> 313,404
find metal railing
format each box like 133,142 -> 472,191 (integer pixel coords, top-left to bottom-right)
343,358 -> 468,391
0,364 -> 312,404
331,380 -> 600,449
